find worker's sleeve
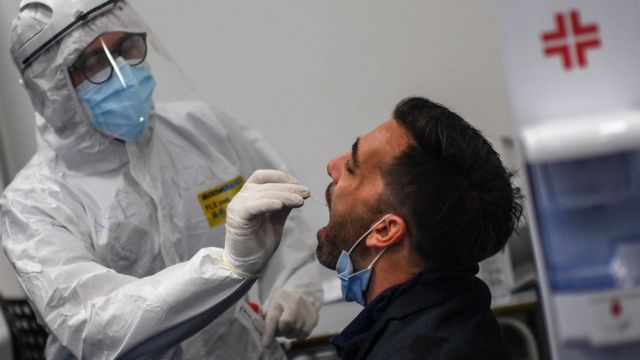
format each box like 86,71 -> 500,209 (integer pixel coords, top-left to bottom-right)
212,107 -> 323,311
0,178 -> 253,360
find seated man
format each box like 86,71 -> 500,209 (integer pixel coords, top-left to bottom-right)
316,97 -> 522,359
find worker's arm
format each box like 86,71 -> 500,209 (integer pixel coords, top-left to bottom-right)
212,106 -> 323,343
0,169 -> 307,359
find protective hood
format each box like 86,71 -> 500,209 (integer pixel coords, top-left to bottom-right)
10,1 -> 149,175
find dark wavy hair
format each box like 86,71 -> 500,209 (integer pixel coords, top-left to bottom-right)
382,97 -> 523,269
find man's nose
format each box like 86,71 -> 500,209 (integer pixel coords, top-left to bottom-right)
326,152 -> 350,184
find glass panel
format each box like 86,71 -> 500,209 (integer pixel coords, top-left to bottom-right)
529,150 -> 640,292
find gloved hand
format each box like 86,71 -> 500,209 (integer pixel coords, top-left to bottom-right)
223,169 -> 310,278
262,288 -> 319,345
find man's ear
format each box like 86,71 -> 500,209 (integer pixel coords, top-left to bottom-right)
366,214 -> 406,249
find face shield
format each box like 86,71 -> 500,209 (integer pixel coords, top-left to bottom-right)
11,0 -> 193,136
69,31 -> 148,87
70,20 -> 193,141
70,31 -> 155,140
65,25 -> 193,102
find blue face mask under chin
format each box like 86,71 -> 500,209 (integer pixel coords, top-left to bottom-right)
336,214 -> 390,306
76,58 -> 156,141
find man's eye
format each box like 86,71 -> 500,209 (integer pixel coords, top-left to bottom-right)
345,159 -> 354,174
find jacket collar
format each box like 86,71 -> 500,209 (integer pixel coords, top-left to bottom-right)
385,264 -> 482,320
331,265 -> 481,358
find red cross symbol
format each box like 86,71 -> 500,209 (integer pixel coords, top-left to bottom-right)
611,298 -> 623,319
541,10 -> 601,70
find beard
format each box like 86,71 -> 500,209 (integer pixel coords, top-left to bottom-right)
316,203 -> 377,270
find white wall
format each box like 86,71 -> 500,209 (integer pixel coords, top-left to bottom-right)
0,0 -> 37,188
0,0 -> 516,286
131,0 -> 516,280
0,100 -> 8,190
0,0 -> 30,298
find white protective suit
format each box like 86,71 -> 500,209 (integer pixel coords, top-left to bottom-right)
0,2 -> 321,359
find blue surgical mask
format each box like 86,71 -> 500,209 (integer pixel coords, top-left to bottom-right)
336,214 -> 390,306
76,57 -> 156,141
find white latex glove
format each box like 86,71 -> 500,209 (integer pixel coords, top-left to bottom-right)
262,288 -> 319,345
223,169 -> 310,278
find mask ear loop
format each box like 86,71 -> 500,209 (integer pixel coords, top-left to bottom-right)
100,37 -> 126,88
347,214 -> 392,255
366,246 -> 388,270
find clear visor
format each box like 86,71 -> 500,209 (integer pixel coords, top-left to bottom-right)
69,32 -> 148,86
68,10 -> 192,101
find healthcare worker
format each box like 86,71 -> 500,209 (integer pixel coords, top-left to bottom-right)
0,0 -> 321,359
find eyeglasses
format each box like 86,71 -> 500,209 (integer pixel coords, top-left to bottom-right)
70,32 -> 148,85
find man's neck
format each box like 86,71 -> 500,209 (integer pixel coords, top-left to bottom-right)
365,256 -> 422,305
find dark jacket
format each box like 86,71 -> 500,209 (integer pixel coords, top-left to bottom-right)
331,266 -> 511,359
